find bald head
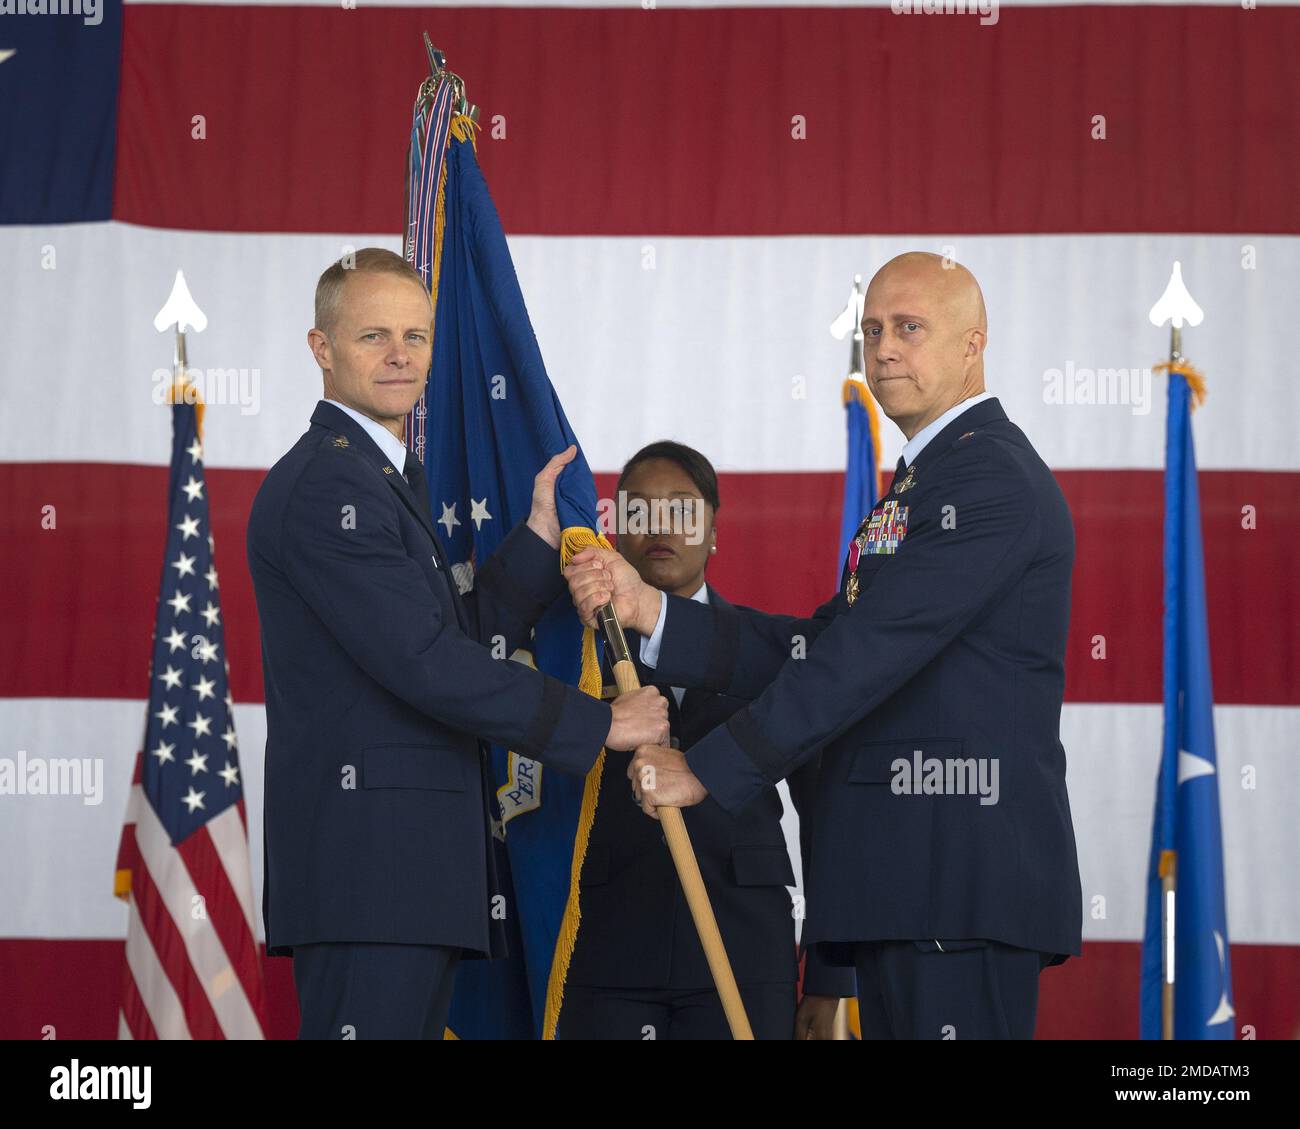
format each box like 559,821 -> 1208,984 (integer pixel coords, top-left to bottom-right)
861,252 -> 988,440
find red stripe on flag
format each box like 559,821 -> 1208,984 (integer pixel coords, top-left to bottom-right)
118,962 -> 159,1041
114,6 -> 1300,235
0,463 -> 1296,705
176,825 -> 268,1028
119,824 -> 226,1040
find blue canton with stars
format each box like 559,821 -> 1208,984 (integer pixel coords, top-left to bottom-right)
140,400 -> 241,844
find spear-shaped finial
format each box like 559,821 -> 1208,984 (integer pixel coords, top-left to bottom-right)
830,274 -> 866,380
154,269 -> 208,379
1148,261 -> 1204,363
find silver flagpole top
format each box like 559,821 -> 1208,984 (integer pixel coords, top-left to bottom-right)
421,33 -> 480,123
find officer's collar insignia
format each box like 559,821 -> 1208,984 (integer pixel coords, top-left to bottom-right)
958,430 -> 977,442
893,465 -> 916,494
332,435 -> 350,448
382,465 -> 395,474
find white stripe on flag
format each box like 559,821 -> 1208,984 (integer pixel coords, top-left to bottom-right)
205,804 -> 259,938
132,785 -> 262,1038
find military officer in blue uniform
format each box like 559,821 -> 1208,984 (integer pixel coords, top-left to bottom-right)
567,253 -> 1083,1039
247,249 -> 668,1039
558,442 -> 855,1040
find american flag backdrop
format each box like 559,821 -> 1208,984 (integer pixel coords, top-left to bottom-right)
1,0 -> 1298,1040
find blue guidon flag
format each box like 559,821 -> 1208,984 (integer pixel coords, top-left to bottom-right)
1140,363 -> 1235,1040
403,54 -> 610,1040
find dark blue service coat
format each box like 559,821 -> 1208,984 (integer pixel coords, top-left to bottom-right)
247,401 -> 610,957
651,398 -> 1083,965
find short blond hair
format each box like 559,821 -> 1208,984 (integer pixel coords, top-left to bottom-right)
314,247 -> 428,336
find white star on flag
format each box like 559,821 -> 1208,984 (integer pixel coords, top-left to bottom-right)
158,665 -> 183,690
186,750 -> 209,775
219,763 -> 240,787
154,703 -> 179,728
182,476 -> 204,502
181,787 -> 206,813
439,501 -> 461,536
167,590 -> 192,616
150,740 -> 176,764
176,514 -> 201,541
193,675 -> 217,701
163,627 -> 187,653
187,713 -> 212,738
470,497 -> 492,530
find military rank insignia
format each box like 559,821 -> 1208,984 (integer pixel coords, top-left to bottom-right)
893,464 -> 916,494
844,500 -> 910,606
332,435 -> 350,448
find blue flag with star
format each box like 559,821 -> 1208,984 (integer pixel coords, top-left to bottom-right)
1140,368 -> 1234,1039
403,79 -> 606,1039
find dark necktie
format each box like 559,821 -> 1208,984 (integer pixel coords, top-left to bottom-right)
403,450 -> 432,517
893,455 -> 907,490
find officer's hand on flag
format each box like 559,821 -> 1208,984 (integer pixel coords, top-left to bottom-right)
628,744 -> 708,819
564,546 -> 658,631
525,444 -> 577,549
605,686 -> 670,751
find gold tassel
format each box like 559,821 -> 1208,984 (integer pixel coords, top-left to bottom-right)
165,377 -> 205,438
1154,360 -> 1208,411
541,525 -> 615,1039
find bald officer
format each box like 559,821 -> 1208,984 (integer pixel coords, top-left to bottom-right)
567,252 -> 1083,1039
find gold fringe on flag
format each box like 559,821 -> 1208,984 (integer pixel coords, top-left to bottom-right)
165,377 -> 205,438
425,114 -> 481,347
842,376 -> 884,498
541,524 -> 616,1039
1154,359 -> 1208,410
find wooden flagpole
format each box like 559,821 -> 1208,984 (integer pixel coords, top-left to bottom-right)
595,603 -> 755,1040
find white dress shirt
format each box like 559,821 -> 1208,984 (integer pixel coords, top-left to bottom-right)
323,398 -> 410,477
900,391 -> 994,467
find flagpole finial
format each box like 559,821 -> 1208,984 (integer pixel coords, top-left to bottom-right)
830,275 -> 867,380
1149,260 -> 1204,363
154,269 -> 208,336
420,34 -> 479,123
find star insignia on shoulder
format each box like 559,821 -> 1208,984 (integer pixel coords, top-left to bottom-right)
332,435 -> 350,448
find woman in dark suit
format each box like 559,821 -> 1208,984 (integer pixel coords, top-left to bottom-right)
558,441 -> 853,1039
